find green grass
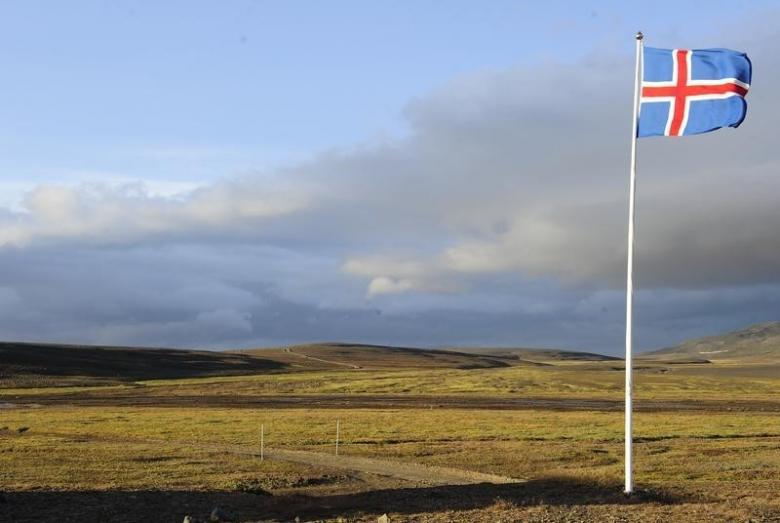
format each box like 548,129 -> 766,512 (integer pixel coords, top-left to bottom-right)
2,406 -> 780,489
3,368 -> 780,522
105,362 -> 780,399
3,352 -> 780,521
5,361 -> 780,401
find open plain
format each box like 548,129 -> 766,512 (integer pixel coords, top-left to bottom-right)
2,325 -> 780,522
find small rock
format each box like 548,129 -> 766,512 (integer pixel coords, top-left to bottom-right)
182,517 -> 195,523
378,515 -> 389,523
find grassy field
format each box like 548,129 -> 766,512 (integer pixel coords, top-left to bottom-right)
2,405 -> 780,521
3,337 -> 780,521
135,361 -> 780,400
6,360 -> 780,402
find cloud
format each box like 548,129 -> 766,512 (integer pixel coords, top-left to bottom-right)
338,29 -> 780,293
1,243 -> 777,352
0,175 -> 313,246
5,30 -> 779,291
0,16 -> 778,352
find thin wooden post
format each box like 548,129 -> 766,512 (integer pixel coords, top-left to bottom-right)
260,423 -> 264,461
335,419 -> 340,456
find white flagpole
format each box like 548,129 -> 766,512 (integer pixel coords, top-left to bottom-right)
625,30 -> 643,496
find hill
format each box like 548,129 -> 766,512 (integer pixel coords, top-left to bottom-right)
239,343 -> 536,370
450,347 -> 620,363
0,338 -> 625,389
643,321 -> 780,362
0,341 -> 286,387
1,341 -> 546,387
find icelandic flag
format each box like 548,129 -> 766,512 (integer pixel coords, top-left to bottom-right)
639,47 -> 751,137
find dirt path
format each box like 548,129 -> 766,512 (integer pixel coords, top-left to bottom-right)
8,392 -> 780,412
265,448 -> 520,486
283,347 -> 362,369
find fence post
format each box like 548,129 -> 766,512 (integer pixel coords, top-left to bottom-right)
336,419 -> 340,456
260,423 -> 264,461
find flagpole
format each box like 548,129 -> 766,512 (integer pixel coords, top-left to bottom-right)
625,30 -> 643,496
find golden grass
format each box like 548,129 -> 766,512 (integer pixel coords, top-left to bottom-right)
3,357 -> 780,521
121,362 -> 780,399
2,406 -> 779,489
5,359 -> 780,401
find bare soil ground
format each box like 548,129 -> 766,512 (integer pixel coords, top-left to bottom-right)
5,391 -> 780,412
3,477 -> 777,523
264,448 -> 520,486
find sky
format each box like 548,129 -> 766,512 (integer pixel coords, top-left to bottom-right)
0,0 -> 779,355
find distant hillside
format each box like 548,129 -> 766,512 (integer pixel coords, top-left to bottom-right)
643,321 -> 780,362
450,347 -> 620,363
1,340 -> 547,387
240,343 -> 539,370
0,341 -> 286,387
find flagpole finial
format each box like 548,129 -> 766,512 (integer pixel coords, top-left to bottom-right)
636,31 -> 644,40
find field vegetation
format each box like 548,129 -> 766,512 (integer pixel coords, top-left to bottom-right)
2,405 -> 780,521
2,325 -> 780,521
5,360 -> 780,402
